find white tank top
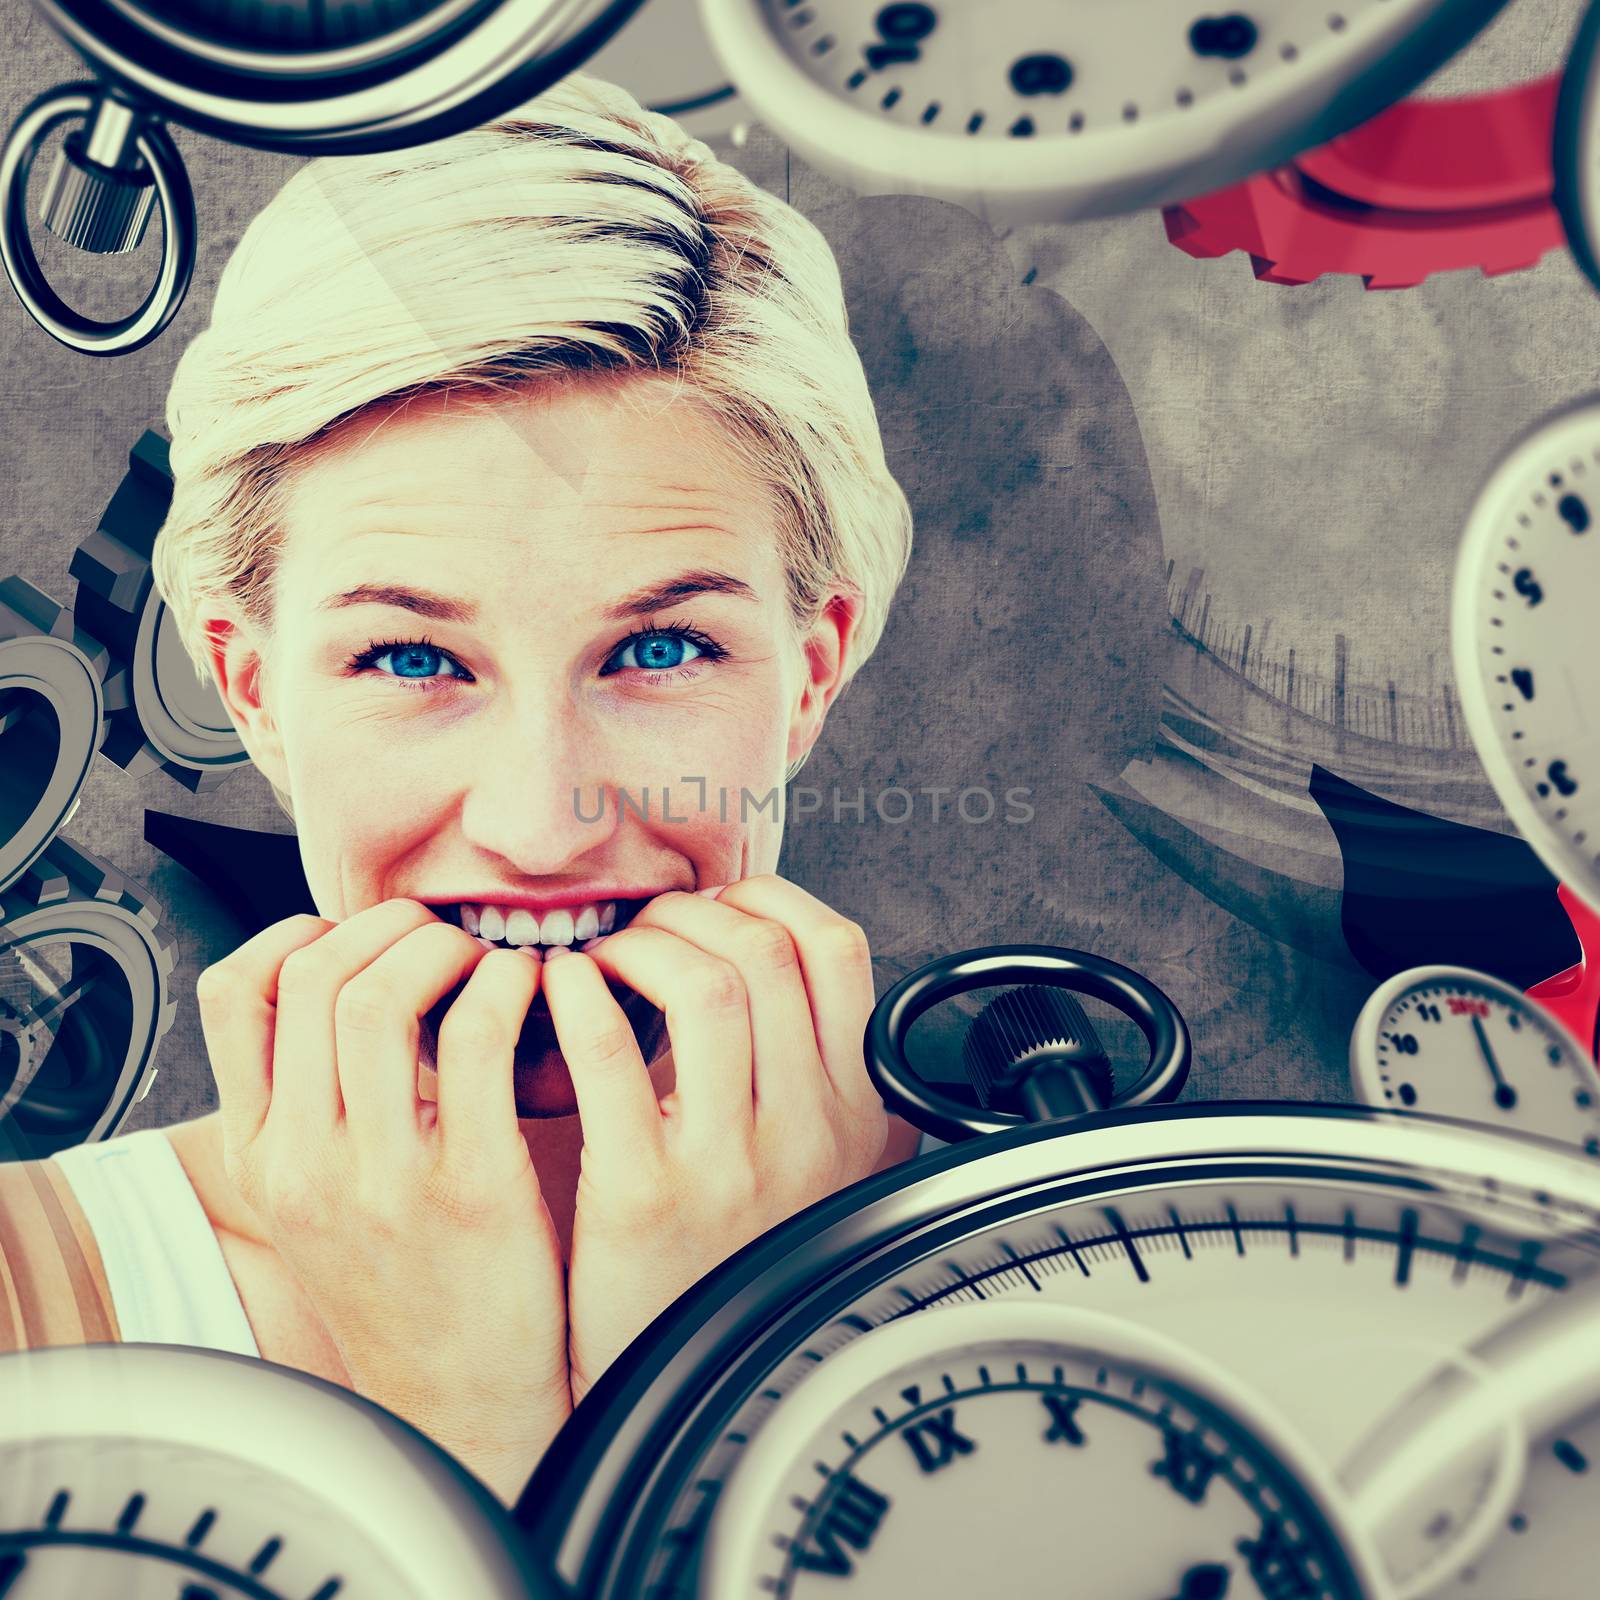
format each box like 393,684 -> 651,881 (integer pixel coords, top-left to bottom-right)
45,1122 -> 943,1358
48,1125 -> 260,1358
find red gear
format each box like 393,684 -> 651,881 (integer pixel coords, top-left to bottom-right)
1529,884 -> 1600,1066
1163,76 -> 1565,290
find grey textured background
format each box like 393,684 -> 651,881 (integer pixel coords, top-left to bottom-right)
1,0 -> 1595,1135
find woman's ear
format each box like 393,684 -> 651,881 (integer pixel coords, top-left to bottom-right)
201,610 -> 292,800
786,589 -> 864,770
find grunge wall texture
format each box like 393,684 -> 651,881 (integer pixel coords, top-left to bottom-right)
1,0 -> 1593,1130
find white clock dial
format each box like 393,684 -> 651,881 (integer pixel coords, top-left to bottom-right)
1452,399 -> 1600,917
0,1343 -> 546,1598
695,0 -> 1510,223
1349,966 -> 1600,1154
704,1302 -> 1383,1599
526,1112 -> 1600,1600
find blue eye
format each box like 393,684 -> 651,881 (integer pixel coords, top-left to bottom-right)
348,637 -> 468,684
603,624 -> 726,676
611,631 -> 704,672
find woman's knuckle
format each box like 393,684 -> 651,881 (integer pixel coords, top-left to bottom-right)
743,921 -> 798,971
261,1164 -> 328,1231
438,1004 -> 506,1057
421,1176 -> 495,1227
689,959 -> 746,1011
572,1020 -> 636,1067
276,950 -> 327,1001
193,963 -> 236,1015
707,1163 -> 758,1212
334,976 -> 396,1033
351,1174 -> 409,1234
826,918 -> 872,964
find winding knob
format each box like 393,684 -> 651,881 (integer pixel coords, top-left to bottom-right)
963,984 -> 1115,1123
39,130 -> 155,254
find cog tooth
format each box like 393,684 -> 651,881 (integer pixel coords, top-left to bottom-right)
69,526 -> 151,617
66,427 -> 248,792
1164,78 -> 1562,294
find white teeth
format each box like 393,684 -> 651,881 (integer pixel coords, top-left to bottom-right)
458,898 -> 625,947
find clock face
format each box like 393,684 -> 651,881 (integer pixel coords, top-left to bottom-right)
703,1303 -> 1379,1599
1452,399 -> 1600,917
521,1109 -> 1600,1600
1349,966 -> 1600,1156
0,1344 -> 548,1598
697,0 -> 1511,220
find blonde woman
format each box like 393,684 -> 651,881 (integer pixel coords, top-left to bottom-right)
0,70 -> 919,1505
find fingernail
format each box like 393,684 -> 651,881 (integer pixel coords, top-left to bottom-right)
695,883 -> 728,898
544,944 -> 572,960
579,936 -> 607,954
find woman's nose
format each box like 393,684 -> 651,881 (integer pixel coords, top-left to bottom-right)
455,703 -> 622,869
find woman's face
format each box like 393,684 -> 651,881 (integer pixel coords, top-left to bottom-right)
205,374 -> 856,1116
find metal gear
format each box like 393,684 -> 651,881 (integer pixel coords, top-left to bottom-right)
1164,75 -> 1565,290
68,428 -> 248,791
0,832 -> 178,1157
1530,884 -> 1600,1064
0,572 -> 108,895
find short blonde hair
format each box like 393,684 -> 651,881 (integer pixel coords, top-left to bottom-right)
153,69 -> 913,740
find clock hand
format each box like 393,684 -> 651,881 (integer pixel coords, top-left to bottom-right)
1470,1014 -> 1518,1109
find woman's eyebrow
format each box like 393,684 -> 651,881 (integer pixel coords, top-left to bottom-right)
315,569 -> 758,624
601,569 -> 758,620
316,583 -> 475,621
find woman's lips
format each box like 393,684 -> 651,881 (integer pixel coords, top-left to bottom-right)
432,895 -> 659,953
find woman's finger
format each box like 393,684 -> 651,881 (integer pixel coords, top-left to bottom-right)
195,913 -> 333,1156
693,876 -> 880,1116
265,898 -> 447,1136
434,947 -> 543,1176
539,945 -> 676,1167
573,927 -> 756,1152
625,891 -> 827,1133
333,920 -> 495,1164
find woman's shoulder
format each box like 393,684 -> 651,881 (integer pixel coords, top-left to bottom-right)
0,1145 -> 121,1349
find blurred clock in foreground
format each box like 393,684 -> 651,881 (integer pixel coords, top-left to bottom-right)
517,1102 -> 1600,1598
1451,397 -> 1600,919
0,1343 -> 554,1596
2,0 -> 648,351
695,0 -> 1514,224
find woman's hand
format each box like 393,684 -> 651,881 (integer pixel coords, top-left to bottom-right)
542,874 -> 890,1404
194,899 -> 572,1504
